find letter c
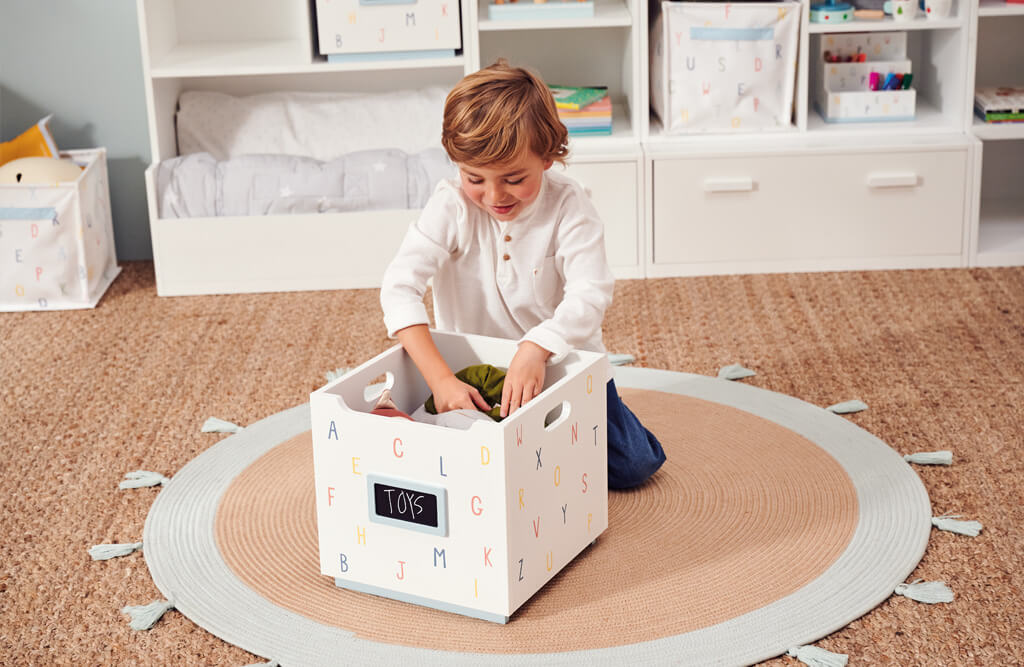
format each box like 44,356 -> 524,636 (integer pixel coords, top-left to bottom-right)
393,437 -> 404,458
471,495 -> 483,516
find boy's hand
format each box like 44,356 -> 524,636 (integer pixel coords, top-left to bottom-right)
501,341 -> 552,418
431,374 -> 492,414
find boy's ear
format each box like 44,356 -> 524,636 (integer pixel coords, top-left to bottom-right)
543,159 -> 554,170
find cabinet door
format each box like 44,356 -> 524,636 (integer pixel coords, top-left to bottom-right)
562,161 -> 639,270
653,149 -> 967,265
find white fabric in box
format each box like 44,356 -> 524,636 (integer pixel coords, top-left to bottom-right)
310,330 -> 610,623
650,1 -> 800,134
0,149 -> 120,311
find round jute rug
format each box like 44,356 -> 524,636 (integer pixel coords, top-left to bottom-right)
143,367 -> 932,666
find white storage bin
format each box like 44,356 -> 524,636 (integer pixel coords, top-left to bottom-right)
310,330 -> 610,623
0,149 -> 120,311
813,32 -> 916,123
650,1 -> 801,134
314,0 -> 462,59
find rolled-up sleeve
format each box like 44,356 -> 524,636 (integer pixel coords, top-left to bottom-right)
380,185 -> 461,338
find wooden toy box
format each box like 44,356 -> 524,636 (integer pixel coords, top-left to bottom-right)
0,149 -> 120,311
310,330 -> 610,623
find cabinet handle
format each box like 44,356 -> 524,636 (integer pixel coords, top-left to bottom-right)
702,177 -> 754,193
865,173 -> 919,189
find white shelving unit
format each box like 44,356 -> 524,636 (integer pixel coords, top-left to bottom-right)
135,0 -> 1020,296
969,0 -> 1024,267
642,0 -> 976,278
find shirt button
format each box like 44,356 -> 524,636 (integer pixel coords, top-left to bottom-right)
504,235 -> 512,242
503,253 -> 510,261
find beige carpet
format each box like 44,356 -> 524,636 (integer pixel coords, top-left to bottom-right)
1,262 -> 1022,664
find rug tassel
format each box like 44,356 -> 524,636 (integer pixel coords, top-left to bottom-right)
932,514 -> 983,536
903,450 -> 953,465
89,541 -> 143,560
122,599 -> 174,630
717,363 -> 756,380
325,367 -> 350,382
608,353 -> 636,366
201,417 -> 244,433
894,579 -> 954,604
787,645 -> 849,667
826,400 -> 868,414
119,470 -> 171,489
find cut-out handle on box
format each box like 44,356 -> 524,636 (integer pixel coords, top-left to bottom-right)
543,401 -> 572,431
363,371 -> 394,402
865,173 -> 919,189
703,177 -> 754,193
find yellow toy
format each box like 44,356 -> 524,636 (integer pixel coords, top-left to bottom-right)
0,116 -> 59,167
0,156 -> 83,185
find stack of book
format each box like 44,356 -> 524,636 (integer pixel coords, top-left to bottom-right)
975,86 -> 1024,124
549,86 -> 612,136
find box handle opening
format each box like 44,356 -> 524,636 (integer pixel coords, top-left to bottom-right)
543,401 -> 572,431
363,371 -> 395,403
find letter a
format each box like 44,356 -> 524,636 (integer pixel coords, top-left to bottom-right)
328,420 -> 339,440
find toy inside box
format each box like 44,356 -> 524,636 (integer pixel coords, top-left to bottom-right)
649,1 -> 801,134
813,32 -> 916,123
314,0 -> 462,62
0,149 -> 120,311
311,330 -> 611,623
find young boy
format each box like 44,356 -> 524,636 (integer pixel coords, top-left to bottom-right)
380,60 -> 665,489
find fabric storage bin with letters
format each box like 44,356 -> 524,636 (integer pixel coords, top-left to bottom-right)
0,149 -> 120,311
650,1 -> 801,134
314,0 -> 462,61
311,330 -> 610,623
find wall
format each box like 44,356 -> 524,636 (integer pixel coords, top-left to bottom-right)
0,0 -> 152,260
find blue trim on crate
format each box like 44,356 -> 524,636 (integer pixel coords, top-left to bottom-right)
0,207 -> 57,220
488,1 -> 595,21
690,27 -> 775,41
334,578 -> 510,624
326,49 -> 456,63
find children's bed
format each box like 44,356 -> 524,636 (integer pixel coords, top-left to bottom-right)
144,87 -> 453,295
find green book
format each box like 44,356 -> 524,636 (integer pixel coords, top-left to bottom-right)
549,85 -> 608,111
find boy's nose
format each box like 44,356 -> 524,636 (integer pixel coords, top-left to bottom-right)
486,182 -> 505,202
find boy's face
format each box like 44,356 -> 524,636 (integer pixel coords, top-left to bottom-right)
457,152 -> 553,222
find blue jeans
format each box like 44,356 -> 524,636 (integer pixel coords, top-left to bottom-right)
606,379 -> 666,489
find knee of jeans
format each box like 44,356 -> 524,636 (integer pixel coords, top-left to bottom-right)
609,449 -> 666,489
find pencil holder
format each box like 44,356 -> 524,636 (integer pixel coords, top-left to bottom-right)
813,32 -> 917,122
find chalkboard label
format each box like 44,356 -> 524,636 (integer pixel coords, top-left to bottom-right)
373,482 -> 439,527
367,474 -> 448,536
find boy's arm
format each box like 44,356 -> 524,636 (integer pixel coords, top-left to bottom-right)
520,190 -> 614,362
395,324 -> 491,414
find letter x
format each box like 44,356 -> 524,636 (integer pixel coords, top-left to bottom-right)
536,448 -> 542,470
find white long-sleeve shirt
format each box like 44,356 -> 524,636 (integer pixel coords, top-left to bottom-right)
380,169 -> 615,361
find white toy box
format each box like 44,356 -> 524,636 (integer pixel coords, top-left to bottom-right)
314,0 -> 462,61
0,149 -> 120,311
311,330 -> 611,623
649,1 -> 801,134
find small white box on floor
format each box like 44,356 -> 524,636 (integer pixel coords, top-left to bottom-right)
0,149 -> 120,311
310,330 -> 610,623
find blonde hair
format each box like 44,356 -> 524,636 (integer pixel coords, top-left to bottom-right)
442,59 -> 569,167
